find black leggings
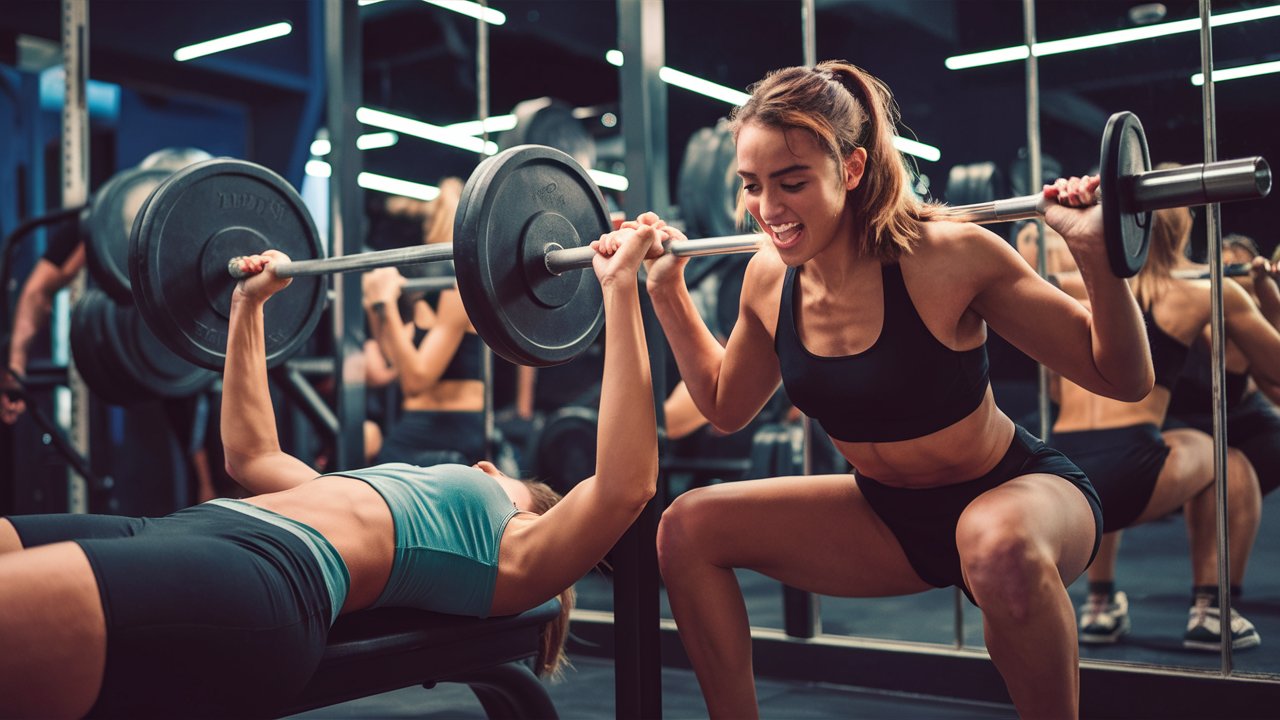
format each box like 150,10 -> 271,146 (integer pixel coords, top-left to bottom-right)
6,505 -> 331,718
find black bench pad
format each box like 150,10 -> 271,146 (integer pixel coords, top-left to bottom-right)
276,600 -> 561,718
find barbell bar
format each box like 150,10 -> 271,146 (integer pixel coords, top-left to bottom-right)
1171,263 -> 1255,280
128,112 -> 1272,372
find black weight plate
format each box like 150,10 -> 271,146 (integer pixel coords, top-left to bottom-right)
453,145 -> 607,368
531,406 -> 598,496
70,289 -> 149,406
1099,111 -> 1151,278
86,167 -> 174,303
703,120 -> 743,239
944,162 -> 1002,206
130,159 -> 326,370
138,146 -> 213,172
677,126 -> 716,236
113,302 -> 218,398
500,97 -> 597,172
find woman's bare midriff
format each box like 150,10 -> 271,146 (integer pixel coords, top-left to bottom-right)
830,389 -> 1017,488
244,476 -> 395,615
402,377 -> 485,412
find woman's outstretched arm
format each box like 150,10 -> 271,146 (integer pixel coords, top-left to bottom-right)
222,251 -> 319,495
491,224 -> 661,614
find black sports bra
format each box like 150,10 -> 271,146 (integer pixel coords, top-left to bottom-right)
775,263 -> 990,443
1144,308 -> 1191,391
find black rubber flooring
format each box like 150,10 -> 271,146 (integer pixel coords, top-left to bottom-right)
291,655 -> 1016,718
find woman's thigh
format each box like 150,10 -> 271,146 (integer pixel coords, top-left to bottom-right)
662,474 -> 934,598
0,542 -> 106,719
1138,428 -> 1214,523
959,473 -> 1098,583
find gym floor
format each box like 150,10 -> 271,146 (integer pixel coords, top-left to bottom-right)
289,489 -> 1280,717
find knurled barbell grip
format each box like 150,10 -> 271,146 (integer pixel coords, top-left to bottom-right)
227,242 -> 457,280
542,233 -> 765,275
936,157 -> 1271,225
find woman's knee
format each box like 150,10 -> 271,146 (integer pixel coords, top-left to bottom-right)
957,519 -> 1058,617
657,488 -> 720,573
0,519 -> 22,554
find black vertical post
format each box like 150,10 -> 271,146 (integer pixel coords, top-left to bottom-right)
325,0 -> 365,471
616,1 -> 667,717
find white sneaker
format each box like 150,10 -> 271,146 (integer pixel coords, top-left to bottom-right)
1079,591 -> 1131,644
1183,596 -> 1261,651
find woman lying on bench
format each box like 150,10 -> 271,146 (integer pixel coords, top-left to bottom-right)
0,224 -> 662,719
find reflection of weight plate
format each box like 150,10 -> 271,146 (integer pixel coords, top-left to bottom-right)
943,162 -> 1003,207
130,159 -> 326,370
677,120 -> 741,238
70,288 -> 216,405
500,97 -> 597,172
703,120 -> 742,239
86,167 -> 175,303
532,406 -> 598,496
454,145 -> 608,368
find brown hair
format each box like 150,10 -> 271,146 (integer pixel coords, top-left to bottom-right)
1224,233 -> 1260,261
729,60 -> 937,261
1134,207 -> 1194,308
522,479 -> 575,680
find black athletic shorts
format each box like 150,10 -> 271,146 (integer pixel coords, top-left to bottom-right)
1050,423 -> 1170,532
377,409 -> 484,465
855,424 -> 1103,604
6,503 -> 332,718
1165,391 -> 1280,496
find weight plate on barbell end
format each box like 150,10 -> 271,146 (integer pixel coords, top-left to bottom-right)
86,166 -> 174,303
130,159 -> 326,371
453,145 -> 608,368
500,97 -> 597,172
1099,111 -> 1152,278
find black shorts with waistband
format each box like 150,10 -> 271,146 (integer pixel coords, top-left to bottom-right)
7,503 -> 332,718
855,424 -> 1103,604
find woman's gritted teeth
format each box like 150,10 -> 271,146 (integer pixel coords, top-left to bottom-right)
770,222 -> 804,248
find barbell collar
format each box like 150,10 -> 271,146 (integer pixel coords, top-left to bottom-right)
541,233 -> 765,275
1130,157 -> 1271,212
227,242 -> 456,280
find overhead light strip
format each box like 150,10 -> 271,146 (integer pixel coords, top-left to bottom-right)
588,169 -> 629,192
357,107 -> 498,155
311,132 -> 400,157
358,0 -> 506,25
444,115 -> 519,136
946,3 -> 1280,70
608,50 -> 940,161
1193,59 -> 1280,85
174,22 -> 293,62
306,160 -> 441,201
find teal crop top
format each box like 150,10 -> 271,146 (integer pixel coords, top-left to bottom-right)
326,463 -> 519,617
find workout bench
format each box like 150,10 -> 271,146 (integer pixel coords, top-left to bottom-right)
274,599 -> 561,719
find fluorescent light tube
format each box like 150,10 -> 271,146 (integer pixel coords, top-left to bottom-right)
445,115 -> 519,136
947,3 -> 1280,69
1192,60 -> 1280,85
588,169 -> 629,192
311,132 -> 400,157
174,22 -> 292,62
306,161 -> 441,201
608,50 -> 940,161
357,107 -> 499,154
359,0 -> 505,25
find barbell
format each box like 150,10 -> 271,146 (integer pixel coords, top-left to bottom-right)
1172,263 -> 1263,280
127,111 -> 1272,372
